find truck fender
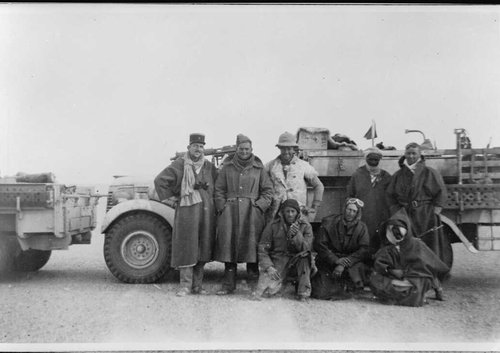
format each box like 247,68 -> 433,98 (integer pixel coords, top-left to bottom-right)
101,199 -> 175,234
439,214 -> 478,254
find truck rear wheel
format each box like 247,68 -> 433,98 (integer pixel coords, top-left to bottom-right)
14,249 -> 52,272
438,226 -> 454,282
104,213 -> 172,283
0,235 -> 17,274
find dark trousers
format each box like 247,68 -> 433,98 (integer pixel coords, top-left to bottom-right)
221,262 -> 260,291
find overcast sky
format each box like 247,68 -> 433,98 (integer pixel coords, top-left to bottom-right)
1,4 -> 499,185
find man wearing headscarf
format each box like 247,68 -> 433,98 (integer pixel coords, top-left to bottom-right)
312,198 -> 370,300
347,147 -> 391,254
154,133 -> 217,296
265,131 -> 324,223
214,133 -> 274,295
369,208 -> 448,307
253,199 -> 314,302
386,142 -> 449,271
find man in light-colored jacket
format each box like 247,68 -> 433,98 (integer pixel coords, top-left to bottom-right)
265,131 -> 324,223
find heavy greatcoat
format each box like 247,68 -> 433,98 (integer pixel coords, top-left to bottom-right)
385,156 -> 448,259
154,158 -> 217,268
346,165 -> 391,252
214,155 -> 274,263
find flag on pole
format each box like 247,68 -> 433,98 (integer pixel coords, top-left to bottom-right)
363,120 -> 377,140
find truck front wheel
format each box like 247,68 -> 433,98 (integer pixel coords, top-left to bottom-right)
103,213 -> 172,283
14,249 -> 51,272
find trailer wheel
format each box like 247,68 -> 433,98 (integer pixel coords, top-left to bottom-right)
104,213 -> 172,284
14,250 -> 52,272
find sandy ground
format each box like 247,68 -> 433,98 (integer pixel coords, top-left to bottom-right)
1,198 -> 500,351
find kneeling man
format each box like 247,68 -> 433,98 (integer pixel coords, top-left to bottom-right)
254,199 -> 314,301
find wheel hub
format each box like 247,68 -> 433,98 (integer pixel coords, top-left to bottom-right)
121,231 -> 159,269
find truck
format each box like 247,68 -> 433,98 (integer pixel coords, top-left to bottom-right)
0,173 -> 101,274
101,128 -> 500,283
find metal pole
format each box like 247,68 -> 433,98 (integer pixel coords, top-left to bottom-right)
454,128 -> 463,185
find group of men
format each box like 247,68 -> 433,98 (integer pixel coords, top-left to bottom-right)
154,131 -> 450,307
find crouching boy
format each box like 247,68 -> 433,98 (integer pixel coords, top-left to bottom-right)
253,199 -> 314,302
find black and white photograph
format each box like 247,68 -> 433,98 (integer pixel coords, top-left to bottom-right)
1,3 -> 500,352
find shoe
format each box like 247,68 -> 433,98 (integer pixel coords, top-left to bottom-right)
192,287 -> 209,295
176,287 -> 190,297
297,294 -> 310,303
435,288 -> 444,301
216,288 -> 234,296
249,292 -> 263,301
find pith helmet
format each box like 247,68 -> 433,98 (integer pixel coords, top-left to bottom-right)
276,132 -> 298,148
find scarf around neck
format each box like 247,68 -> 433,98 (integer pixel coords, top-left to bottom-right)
233,153 -> 255,170
180,152 -> 205,207
403,158 -> 419,174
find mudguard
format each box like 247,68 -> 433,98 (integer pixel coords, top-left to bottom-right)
101,199 -> 175,234
439,214 -> 479,254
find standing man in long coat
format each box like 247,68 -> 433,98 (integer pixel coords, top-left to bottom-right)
386,142 -> 449,266
214,134 -> 274,295
347,147 -> 391,254
154,133 -> 217,297
265,131 -> 324,223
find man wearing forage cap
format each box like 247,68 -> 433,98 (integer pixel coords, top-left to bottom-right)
214,133 -> 274,295
346,146 -> 391,254
265,131 -> 324,223
154,133 -> 217,296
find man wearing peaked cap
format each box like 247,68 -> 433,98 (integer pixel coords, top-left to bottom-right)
347,146 -> 391,254
265,131 -> 324,223
189,133 -> 206,145
154,133 -> 217,297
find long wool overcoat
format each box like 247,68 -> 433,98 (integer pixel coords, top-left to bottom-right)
346,165 -> 391,251
154,158 -> 218,268
385,156 -> 447,259
214,155 -> 274,263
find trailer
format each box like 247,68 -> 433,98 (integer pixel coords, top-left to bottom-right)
0,174 -> 101,273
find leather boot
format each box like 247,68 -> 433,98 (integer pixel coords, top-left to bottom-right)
192,262 -> 208,295
217,262 -> 236,295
